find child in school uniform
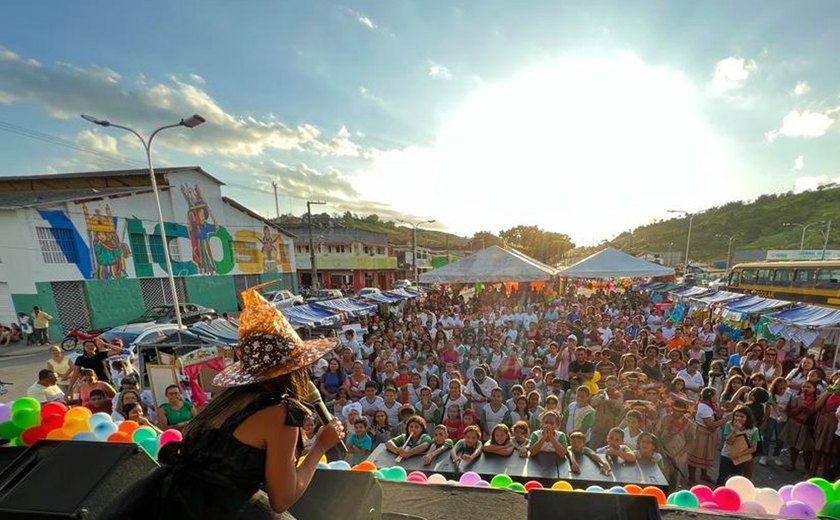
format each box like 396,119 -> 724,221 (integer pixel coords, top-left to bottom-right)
483,424 -> 515,457
451,425 -> 483,468
511,420 -> 530,458
529,410 -> 577,472
633,432 -> 663,470
346,418 -> 373,465
386,415 -> 432,461
597,427 -> 637,467
423,425 -> 454,466
443,404 -> 465,441
622,410 -> 645,450
569,432 -> 611,476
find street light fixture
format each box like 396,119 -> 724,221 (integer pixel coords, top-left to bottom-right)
715,233 -> 740,269
667,209 -> 694,272
399,219 -> 436,285
306,200 -> 326,290
81,113 -> 205,329
782,221 -> 824,250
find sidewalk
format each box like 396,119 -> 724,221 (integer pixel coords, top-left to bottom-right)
0,341 -> 53,358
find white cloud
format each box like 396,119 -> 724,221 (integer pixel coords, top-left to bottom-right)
794,175 -> 840,193
357,54 -> 748,244
793,155 -> 805,170
429,64 -> 453,80
0,90 -> 16,104
766,110 -> 835,141
0,46 -> 364,158
358,16 -> 377,30
76,129 -> 119,155
312,125 -> 362,157
711,57 -> 756,94
793,81 -> 811,96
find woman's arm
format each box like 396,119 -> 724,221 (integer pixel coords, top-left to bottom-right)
101,382 -> 117,399
263,404 -> 342,513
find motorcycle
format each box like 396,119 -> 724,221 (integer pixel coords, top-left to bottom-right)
60,328 -> 108,352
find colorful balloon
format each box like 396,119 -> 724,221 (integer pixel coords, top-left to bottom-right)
93,421 -> 119,441
20,426 -> 45,446
490,474 -> 513,489
45,428 -> 70,440
754,488 -> 784,515
11,397 -> 40,413
40,402 -> 67,418
159,429 -> 183,447
586,485 -> 604,493
725,475 -> 756,503
107,431 -> 132,443
12,408 -> 40,429
88,413 -> 112,430
64,406 -> 92,422
41,413 -> 64,433
668,490 -> 700,508
117,420 -> 140,435
779,500 -> 816,519
623,484 -> 643,495
458,472 -> 481,486
524,481 -> 544,491
739,501 -> 767,515
780,485 -> 795,502
132,426 -> 157,444
0,402 -> 11,423
552,481 -> 573,491
690,485 -> 714,504
62,418 -> 90,437
807,478 -> 836,503
139,437 -> 160,459
608,486 -> 627,494
712,487 -> 741,512
0,420 -> 24,440
507,483 -> 526,493
792,482 -> 827,513
426,474 -> 447,484
641,486 -> 667,506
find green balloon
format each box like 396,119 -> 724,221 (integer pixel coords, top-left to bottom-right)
139,438 -> 160,459
809,478 -> 836,502
0,420 -> 24,440
11,397 -> 40,414
490,474 -> 513,489
8,436 -> 23,447
671,490 -> 699,508
11,409 -> 40,429
507,483 -> 526,492
820,500 -> 840,520
132,426 -> 157,444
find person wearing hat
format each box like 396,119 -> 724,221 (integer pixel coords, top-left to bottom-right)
101,282 -> 344,520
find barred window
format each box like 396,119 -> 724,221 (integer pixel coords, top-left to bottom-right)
233,240 -> 259,264
36,227 -> 77,264
129,233 -> 149,264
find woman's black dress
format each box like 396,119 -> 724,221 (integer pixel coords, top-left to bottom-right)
102,393 -> 307,520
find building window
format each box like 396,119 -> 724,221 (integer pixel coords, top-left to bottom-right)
36,226 -> 77,264
233,240 -> 259,264
377,247 -> 384,255
364,246 -> 371,255
148,235 -> 183,263
129,233 -> 149,264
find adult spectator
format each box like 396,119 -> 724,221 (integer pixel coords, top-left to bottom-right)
46,345 -> 73,393
496,345 -> 523,398
464,367 -> 498,411
74,368 -> 117,407
68,339 -> 121,391
27,369 -> 65,403
319,358 -> 346,400
341,329 -> 361,355
676,359 -> 705,402
87,389 -> 113,414
157,384 -> 197,431
31,306 -> 53,345
568,346 -> 595,382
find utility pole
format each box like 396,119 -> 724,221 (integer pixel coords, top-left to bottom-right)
307,200 -> 326,289
822,220 -> 832,260
272,181 -> 280,218
715,234 -> 739,269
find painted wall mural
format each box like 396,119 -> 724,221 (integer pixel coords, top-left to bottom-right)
181,184 -> 219,275
82,203 -> 130,279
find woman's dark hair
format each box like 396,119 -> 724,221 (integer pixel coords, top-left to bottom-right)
700,387 -> 717,403
732,404 -> 756,429
122,402 -> 143,417
721,375 -> 745,401
183,367 -> 309,437
164,384 -> 180,394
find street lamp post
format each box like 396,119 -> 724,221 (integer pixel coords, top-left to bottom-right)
782,221 -> 824,250
668,210 -> 694,271
306,200 -> 326,290
820,220 -> 832,260
715,233 -> 739,269
399,219 -> 436,284
81,113 -> 205,329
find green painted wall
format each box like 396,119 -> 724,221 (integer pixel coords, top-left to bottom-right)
85,278 -> 146,329
31,282 -> 62,339
259,273 -> 298,294
184,275 -> 238,314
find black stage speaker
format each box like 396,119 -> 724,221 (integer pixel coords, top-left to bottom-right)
0,447 -> 25,473
0,440 -> 157,519
289,469 -> 382,520
527,489 -> 661,520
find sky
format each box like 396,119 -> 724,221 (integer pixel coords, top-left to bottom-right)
1,1 -> 839,245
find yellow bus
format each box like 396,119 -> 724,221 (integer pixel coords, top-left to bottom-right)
727,261 -> 840,308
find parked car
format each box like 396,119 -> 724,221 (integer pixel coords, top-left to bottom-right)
68,322 -> 183,362
306,289 -> 343,303
127,303 -> 216,325
263,290 -> 304,308
357,287 -> 381,297
393,279 -> 413,289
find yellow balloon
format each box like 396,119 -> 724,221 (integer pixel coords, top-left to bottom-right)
586,381 -> 599,395
296,454 -> 328,467
551,481 -> 573,491
63,418 -> 90,437
65,407 -> 92,423
592,371 -> 601,384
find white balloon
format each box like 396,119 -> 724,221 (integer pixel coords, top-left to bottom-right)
754,488 -> 784,515
739,501 -> 767,515
426,474 -> 447,484
726,476 -> 756,503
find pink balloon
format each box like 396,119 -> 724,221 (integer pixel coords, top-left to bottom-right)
779,500 -> 816,519
691,485 -> 714,504
700,501 -> 720,510
474,481 -> 491,487
159,429 -> 183,447
780,485 -> 795,502
712,487 -> 741,512
792,482 -> 826,513
407,471 -> 427,482
459,472 -> 481,486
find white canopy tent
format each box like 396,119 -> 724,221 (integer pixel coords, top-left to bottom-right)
419,245 -> 557,283
559,247 -> 675,279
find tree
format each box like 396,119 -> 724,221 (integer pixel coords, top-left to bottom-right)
498,225 -> 575,264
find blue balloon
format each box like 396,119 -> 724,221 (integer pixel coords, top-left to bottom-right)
93,421 -> 118,440
88,413 -> 112,430
609,486 -> 628,494
327,460 -> 351,471
317,463 -> 330,470
72,432 -> 99,442
586,485 -> 605,493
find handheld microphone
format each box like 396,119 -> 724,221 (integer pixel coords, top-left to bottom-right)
306,381 -> 347,452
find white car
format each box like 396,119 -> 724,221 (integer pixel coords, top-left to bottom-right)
69,323 -> 182,363
263,289 -> 304,308
357,287 -> 381,297
393,279 -> 413,289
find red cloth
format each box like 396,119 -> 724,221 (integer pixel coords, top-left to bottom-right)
181,357 -> 225,408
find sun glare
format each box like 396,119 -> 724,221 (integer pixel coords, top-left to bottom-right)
360,53 -> 745,243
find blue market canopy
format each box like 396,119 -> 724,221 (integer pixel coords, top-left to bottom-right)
767,305 -> 840,328
559,247 -> 675,279
722,295 -> 791,314
669,286 -> 711,298
361,292 -> 403,304
691,290 -> 748,305
312,297 -> 377,317
386,288 -> 420,299
638,281 -> 670,291
281,304 -> 343,328
419,245 -> 557,283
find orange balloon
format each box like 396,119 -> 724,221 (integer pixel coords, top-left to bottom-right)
62,418 -> 89,437
117,420 -> 140,435
641,486 -> 667,506
107,432 -> 132,444
623,484 -> 643,495
351,461 -> 377,472
46,428 -> 71,440
64,406 -> 92,422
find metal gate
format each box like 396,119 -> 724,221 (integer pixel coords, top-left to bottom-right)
233,274 -> 262,308
51,281 -> 91,332
140,277 -> 187,308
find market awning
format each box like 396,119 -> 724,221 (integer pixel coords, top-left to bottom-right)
419,245 -> 557,283
281,304 -> 343,328
559,247 -> 675,279
386,288 -> 420,299
669,286 -> 711,298
767,305 -> 840,328
361,292 -> 403,304
312,298 -> 377,317
722,295 -> 792,314
691,290 -> 748,305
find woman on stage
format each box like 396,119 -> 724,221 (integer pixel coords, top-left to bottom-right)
103,283 -> 343,520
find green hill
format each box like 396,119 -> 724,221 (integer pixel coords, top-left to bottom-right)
607,185 -> 840,263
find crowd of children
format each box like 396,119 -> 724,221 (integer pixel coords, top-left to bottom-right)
304,284 -> 839,490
